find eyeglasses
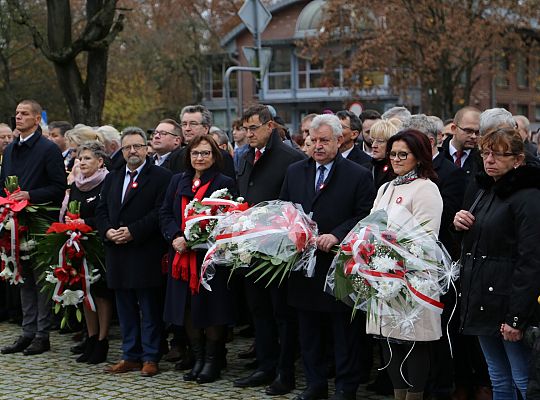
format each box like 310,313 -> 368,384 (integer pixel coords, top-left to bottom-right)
121,144 -> 146,152
181,121 -> 202,128
243,122 -> 268,133
480,150 -> 516,160
389,151 -> 411,160
372,139 -> 387,144
456,124 -> 480,136
153,130 -> 176,137
190,150 -> 212,158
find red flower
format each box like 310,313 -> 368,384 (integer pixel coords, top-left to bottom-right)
359,243 -> 375,264
54,266 -> 72,283
381,230 -> 397,244
199,219 -> 209,231
65,245 -> 84,260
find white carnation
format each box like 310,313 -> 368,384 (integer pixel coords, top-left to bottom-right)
409,244 -> 424,258
374,280 -> 403,300
371,255 -> 397,273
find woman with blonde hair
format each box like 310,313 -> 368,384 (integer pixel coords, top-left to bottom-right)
370,119 -> 400,189
65,126 -> 105,183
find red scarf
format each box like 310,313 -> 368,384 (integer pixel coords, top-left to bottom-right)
171,178 -> 213,294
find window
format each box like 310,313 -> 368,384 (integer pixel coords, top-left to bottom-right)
517,104 -> 528,117
535,106 -> 540,122
495,54 -> 509,88
203,63 -> 237,99
268,48 -> 291,90
297,59 -> 340,89
516,54 -> 529,88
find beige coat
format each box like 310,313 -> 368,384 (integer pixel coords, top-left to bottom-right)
366,178 -> 444,341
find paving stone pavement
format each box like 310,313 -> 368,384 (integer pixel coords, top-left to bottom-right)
0,321 -> 393,399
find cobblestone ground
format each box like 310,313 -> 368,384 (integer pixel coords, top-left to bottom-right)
0,321 -> 392,399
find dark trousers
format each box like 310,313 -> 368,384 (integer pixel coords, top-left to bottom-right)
115,287 -> 163,362
245,279 -> 297,377
21,265 -> 51,339
297,309 -> 363,393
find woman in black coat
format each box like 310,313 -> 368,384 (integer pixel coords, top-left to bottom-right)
454,128 -> 540,399
64,141 -> 111,364
160,135 -> 236,384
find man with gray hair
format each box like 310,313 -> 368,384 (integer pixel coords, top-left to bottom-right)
97,125 -> 124,170
280,113 -> 374,400
382,106 -> 412,123
96,127 -> 172,377
479,107 -> 516,136
514,115 -> 538,157
168,105 -> 235,178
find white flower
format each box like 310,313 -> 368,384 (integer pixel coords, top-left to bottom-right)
20,239 -> 36,252
210,188 -> 229,199
3,218 -> 13,231
241,219 -> 256,230
0,268 -> 13,279
236,197 -> 244,203
374,280 -> 403,300
45,271 -> 58,284
239,251 -> 252,265
408,275 -> 437,295
371,255 -> 397,273
58,290 -> 84,306
409,244 -> 424,258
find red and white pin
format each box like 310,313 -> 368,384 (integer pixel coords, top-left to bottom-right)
192,179 -> 201,192
396,196 -> 403,204
131,182 -> 138,189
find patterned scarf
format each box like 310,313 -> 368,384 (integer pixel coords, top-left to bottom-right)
393,169 -> 418,186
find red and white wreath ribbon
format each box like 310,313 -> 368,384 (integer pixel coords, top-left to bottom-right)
52,231 -> 96,311
0,196 -> 27,285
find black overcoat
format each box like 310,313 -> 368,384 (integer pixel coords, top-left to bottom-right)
95,161 -> 172,289
280,155 -> 375,312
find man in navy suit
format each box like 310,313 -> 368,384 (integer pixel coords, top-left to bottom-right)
336,110 -> 372,170
280,114 -> 375,400
96,127 -> 171,377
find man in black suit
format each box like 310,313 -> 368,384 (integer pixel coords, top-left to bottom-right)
233,105 -> 305,395
0,100 -> 66,356
336,110 -> 372,170
96,127 -> 172,377
98,125 -> 124,171
150,118 -> 182,169
280,114 -> 375,400
167,105 -> 235,179
440,106 -> 481,181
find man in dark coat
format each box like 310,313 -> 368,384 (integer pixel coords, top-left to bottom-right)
233,105 -> 305,396
281,114 -> 375,400
96,127 -> 171,377
150,118 -> 182,169
440,106 -> 481,181
336,110 -> 372,170
0,100 -> 66,356
167,105 -> 235,179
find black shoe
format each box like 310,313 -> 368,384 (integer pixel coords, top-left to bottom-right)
87,338 -> 109,364
294,386 -> 329,400
233,370 -> 275,388
265,373 -> 296,396
183,341 -> 204,381
23,337 -> 50,355
1,336 -> 33,354
238,342 -> 256,359
330,390 -> 356,400
76,335 -> 97,363
196,340 -> 223,384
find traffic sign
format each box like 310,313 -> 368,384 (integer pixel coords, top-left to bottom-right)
238,0 -> 272,35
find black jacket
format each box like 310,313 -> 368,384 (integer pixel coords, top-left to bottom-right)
459,166 -> 540,336
440,139 -> 479,181
95,160 -> 172,289
371,157 -> 394,191
0,128 -> 66,205
280,155 -> 375,312
237,131 -> 305,204
68,182 -> 105,229
433,153 -> 467,260
345,144 -> 372,170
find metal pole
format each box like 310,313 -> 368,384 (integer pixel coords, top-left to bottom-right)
224,66 -> 261,134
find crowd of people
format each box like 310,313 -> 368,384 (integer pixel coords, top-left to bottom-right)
0,99 -> 540,400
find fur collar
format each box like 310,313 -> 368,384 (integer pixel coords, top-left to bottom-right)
477,165 -> 540,198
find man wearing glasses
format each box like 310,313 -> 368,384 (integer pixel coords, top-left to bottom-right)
96,127 -> 172,378
150,118 -> 182,169
233,105 -> 305,396
168,105 -> 235,178
443,106 -> 481,178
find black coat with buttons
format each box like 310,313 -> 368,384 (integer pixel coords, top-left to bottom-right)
459,165 -> 540,336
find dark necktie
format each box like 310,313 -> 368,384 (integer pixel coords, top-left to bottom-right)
454,150 -> 463,167
123,170 -> 138,202
316,165 -> 326,192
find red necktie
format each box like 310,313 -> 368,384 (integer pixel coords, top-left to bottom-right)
454,151 -> 463,168
254,149 -> 262,163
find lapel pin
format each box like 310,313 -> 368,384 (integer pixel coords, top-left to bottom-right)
131,182 -> 138,189
396,196 -> 403,204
